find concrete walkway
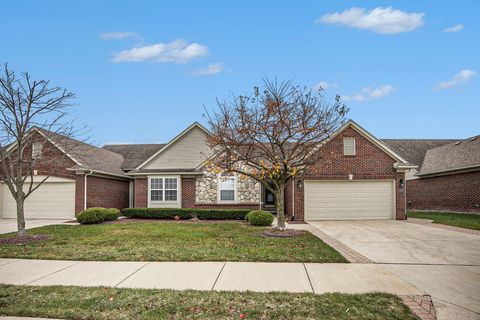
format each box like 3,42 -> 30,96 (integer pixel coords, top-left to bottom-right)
0,258 -> 422,295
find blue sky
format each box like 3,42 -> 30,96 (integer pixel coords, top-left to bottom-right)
1,1 -> 478,145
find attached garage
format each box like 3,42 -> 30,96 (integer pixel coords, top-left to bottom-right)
1,176 -> 75,220
304,180 -> 395,220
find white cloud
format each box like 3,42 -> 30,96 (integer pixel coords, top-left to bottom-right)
435,69 -> 476,90
314,81 -> 339,91
442,24 -> 464,33
101,32 -> 141,40
112,39 -> 209,64
317,7 -> 424,34
344,85 -> 394,101
192,62 -> 225,75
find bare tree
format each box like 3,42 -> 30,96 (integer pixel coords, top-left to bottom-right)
0,64 -> 79,236
206,79 -> 348,230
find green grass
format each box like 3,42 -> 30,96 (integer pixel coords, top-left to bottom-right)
0,222 -> 346,263
408,210 -> 480,230
0,284 -> 418,320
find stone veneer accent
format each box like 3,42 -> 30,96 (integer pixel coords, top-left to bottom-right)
195,170 -> 261,204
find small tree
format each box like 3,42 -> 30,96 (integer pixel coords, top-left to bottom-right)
206,79 -> 348,230
0,64 -> 79,236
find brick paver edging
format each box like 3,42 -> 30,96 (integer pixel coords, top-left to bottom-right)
287,223 -> 373,263
407,219 -> 480,236
400,295 -> 437,320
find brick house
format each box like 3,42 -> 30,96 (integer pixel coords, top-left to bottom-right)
105,120 -> 415,221
1,120 -> 418,221
384,136 -> 480,213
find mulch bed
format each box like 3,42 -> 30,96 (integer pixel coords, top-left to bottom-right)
262,228 -> 305,238
0,235 -> 52,244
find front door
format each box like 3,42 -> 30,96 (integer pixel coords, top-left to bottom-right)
264,187 -> 275,206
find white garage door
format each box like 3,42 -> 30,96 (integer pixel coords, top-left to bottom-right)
304,180 -> 394,220
1,176 -> 75,220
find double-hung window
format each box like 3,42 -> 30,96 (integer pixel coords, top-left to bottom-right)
218,175 -> 235,202
150,177 -> 178,202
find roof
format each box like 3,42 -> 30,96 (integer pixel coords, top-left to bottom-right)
102,144 -> 165,170
382,139 -> 457,167
419,136 -> 480,176
35,128 -> 128,177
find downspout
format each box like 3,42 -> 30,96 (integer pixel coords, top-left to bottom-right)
84,170 -> 93,211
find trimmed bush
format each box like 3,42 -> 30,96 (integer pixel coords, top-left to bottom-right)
121,208 -> 252,220
77,207 -> 119,224
246,210 -> 274,226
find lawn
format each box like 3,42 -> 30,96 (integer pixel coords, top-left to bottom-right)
0,222 -> 347,263
408,210 -> 480,230
0,284 -> 418,320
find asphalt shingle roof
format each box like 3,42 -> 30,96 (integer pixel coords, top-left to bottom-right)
102,144 -> 165,170
381,139 -> 457,167
37,128 -> 128,177
419,136 -> 480,175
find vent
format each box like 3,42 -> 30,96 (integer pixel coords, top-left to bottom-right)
454,141 -> 461,145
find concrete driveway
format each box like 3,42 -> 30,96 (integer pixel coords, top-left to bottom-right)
0,219 -> 73,235
308,220 -> 480,320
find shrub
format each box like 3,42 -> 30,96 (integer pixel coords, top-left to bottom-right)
121,208 -> 252,220
246,210 -> 274,226
76,207 -> 119,224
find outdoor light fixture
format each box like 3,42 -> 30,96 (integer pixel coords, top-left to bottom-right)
296,180 -> 303,188
399,179 -> 405,188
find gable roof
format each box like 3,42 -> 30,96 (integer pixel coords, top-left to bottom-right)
325,120 -> 415,168
134,122 -> 210,170
382,139 -> 457,167
33,128 -> 128,177
102,144 -> 165,170
418,135 -> 480,176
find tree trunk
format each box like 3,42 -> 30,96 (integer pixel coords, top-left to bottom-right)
16,198 -> 27,237
275,185 -> 286,230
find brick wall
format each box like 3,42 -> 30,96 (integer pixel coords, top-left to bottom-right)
407,171 -> 480,213
286,125 -> 406,221
86,176 -> 129,210
134,177 -> 148,207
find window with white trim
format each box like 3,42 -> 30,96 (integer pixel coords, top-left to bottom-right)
150,177 -> 178,201
343,138 -> 356,156
32,142 -> 43,159
219,175 -> 235,202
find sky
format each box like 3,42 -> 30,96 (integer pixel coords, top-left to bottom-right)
1,1 -> 479,146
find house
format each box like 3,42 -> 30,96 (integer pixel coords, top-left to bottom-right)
0,120 -> 417,221
0,128 -> 131,219
384,136 -> 480,213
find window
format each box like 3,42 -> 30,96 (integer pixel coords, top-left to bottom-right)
32,142 -> 43,159
150,177 -> 178,201
343,138 -> 356,156
219,175 -> 235,202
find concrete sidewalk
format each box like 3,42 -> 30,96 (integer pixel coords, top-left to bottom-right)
0,258 -> 422,295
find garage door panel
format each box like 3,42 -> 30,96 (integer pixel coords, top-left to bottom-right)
2,181 -> 75,219
305,180 -> 394,220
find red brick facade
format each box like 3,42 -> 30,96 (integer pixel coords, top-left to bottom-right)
407,171 -> 480,213
134,177 -> 148,207
75,175 -> 130,213
285,125 -> 407,221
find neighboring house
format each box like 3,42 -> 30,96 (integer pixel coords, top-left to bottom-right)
0,120 -> 417,221
0,128 -> 130,220
384,137 -> 480,213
